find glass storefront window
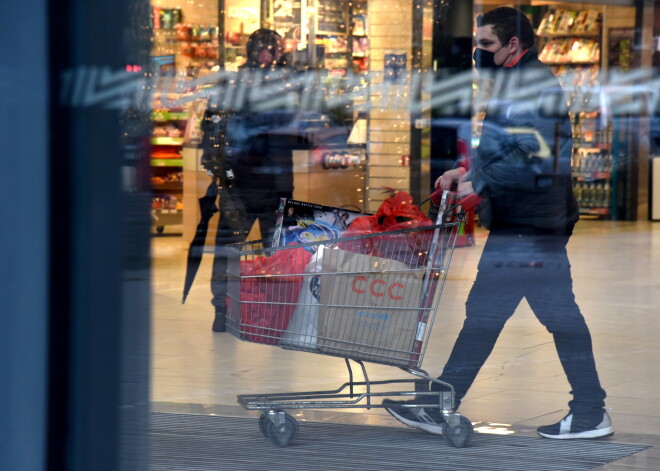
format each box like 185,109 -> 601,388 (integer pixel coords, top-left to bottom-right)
6,1 -> 659,469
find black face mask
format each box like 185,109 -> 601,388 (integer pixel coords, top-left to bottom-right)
473,46 -> 505,70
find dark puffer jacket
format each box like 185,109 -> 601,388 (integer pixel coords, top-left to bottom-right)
469,46 -> 579,230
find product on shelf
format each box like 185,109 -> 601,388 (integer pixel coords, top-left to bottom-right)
152,124 -> 183,138
552,64 -> 599,88
537,9 -> 601,36
175,24 -> 219,60
152,195 -> 183,211
152,7 -> 183,31
317,35 -> 348,53
352,14 -> 367,36
352,37 -> 368,57
317,0 -> 348,34
538,38 -> 600,64
536,8 -> 613,219
151,171 -> 183,186
573,181 -> 610,214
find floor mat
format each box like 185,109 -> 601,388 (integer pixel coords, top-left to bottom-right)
151,412 -> 649,471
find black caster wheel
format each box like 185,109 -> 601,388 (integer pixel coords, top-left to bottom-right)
268,413 -> 298,447
156,225 -> 164,234
442,416 -> 473,448
258,413 -> 271,437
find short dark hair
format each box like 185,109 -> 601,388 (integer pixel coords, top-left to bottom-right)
477,7 -> 535,50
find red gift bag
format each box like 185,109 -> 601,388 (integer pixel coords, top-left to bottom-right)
339,191 -> 433,267
239,246 -> 312,344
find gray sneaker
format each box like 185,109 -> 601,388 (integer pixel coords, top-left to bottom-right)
382,399 -> 445,435
538,411 -> 614,439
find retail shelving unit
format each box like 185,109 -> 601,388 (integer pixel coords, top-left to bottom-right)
350,0 -> 369,75
271,0 -> 368,75
151,5 -> 222,234
315,0 -> 349,74
151,107 -> 187,233
537,8 -> 614,219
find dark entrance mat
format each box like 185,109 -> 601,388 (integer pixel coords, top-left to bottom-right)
151,412 -> 649,471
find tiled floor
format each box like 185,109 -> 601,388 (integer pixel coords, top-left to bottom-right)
151,220 -> 660,469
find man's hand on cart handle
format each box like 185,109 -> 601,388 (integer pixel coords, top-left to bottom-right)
434,167 -> 467,192
430,182 -> 483,213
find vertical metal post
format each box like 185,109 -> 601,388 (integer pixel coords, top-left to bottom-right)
632,0 -> 654,219
261,0 -> 270,27
218,0 -> 226,68
409,0 -> 426,203
308,0 -> 317,67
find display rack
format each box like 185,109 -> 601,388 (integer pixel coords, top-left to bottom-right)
313,0 -> 350,75
151,5 -> 224,234
350,0 -> 369,75
151,103 -> 186,233
272,0 -> 368,75
570,111 -> 613,217
536,8 -> 613,219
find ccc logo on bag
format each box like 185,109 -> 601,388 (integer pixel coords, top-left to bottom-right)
351,276 -> 405,301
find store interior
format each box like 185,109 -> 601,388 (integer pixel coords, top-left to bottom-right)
150,0 -> 373,241
147,1 -> 660,465
149,0 -> 657,240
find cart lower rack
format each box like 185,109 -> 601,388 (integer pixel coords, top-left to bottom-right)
226,191 -> 474,447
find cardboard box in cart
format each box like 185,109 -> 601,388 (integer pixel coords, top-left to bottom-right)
317,249 -> 425,366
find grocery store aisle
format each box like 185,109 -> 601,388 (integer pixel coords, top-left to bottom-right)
150,221 -> 660,469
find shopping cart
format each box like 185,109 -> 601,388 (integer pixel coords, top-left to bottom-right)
226,190 -> 482,448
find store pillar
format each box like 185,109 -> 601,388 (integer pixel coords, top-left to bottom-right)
633,0 -> 656,219
1,1 -> 49,470
48,0 -> 152,470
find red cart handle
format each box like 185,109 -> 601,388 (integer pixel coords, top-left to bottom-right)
429,188 -> 483,212
458,192 -> 483,212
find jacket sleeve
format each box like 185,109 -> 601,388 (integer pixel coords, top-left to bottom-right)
470,114 -> 572,198
470,132 -> 540,196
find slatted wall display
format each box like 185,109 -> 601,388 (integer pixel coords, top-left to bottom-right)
366,0 -> 413,213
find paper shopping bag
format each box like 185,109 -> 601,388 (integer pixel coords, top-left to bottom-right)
317,249 -> 425,366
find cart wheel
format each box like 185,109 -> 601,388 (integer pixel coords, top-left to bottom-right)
268,413 -> 298,447
156,226 -> 164,234
258,413 -> 271,438
442,416 -> 473,448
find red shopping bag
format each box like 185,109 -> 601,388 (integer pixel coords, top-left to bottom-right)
340,191 -> 433,266
239,246 -> 312,344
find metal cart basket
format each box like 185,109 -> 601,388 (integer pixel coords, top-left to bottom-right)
226,191 -> 476,447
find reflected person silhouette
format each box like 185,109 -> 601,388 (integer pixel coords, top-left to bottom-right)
202,29 -> 295,332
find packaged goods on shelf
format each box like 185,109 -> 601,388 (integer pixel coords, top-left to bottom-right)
152,7 -> 183,31
352,14 -> 367,36
152,124 -> 183,138
151,172 -> 183,186
538,38 -> 600,64
556,10 -> 577,35
574,181 -> 610,214
537,9 -> 601,36
152,195 -> 183,211
317,35 -> 348,53
352,37 -> 368,57
552,65 -> 599,88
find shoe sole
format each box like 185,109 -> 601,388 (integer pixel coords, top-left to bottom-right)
538,427 -> 614,440
384,406 -> 444,435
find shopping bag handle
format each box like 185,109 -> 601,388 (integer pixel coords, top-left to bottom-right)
429,188 -> 483,212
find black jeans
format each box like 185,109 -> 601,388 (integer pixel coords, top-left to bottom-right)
434,224 -> 606,415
